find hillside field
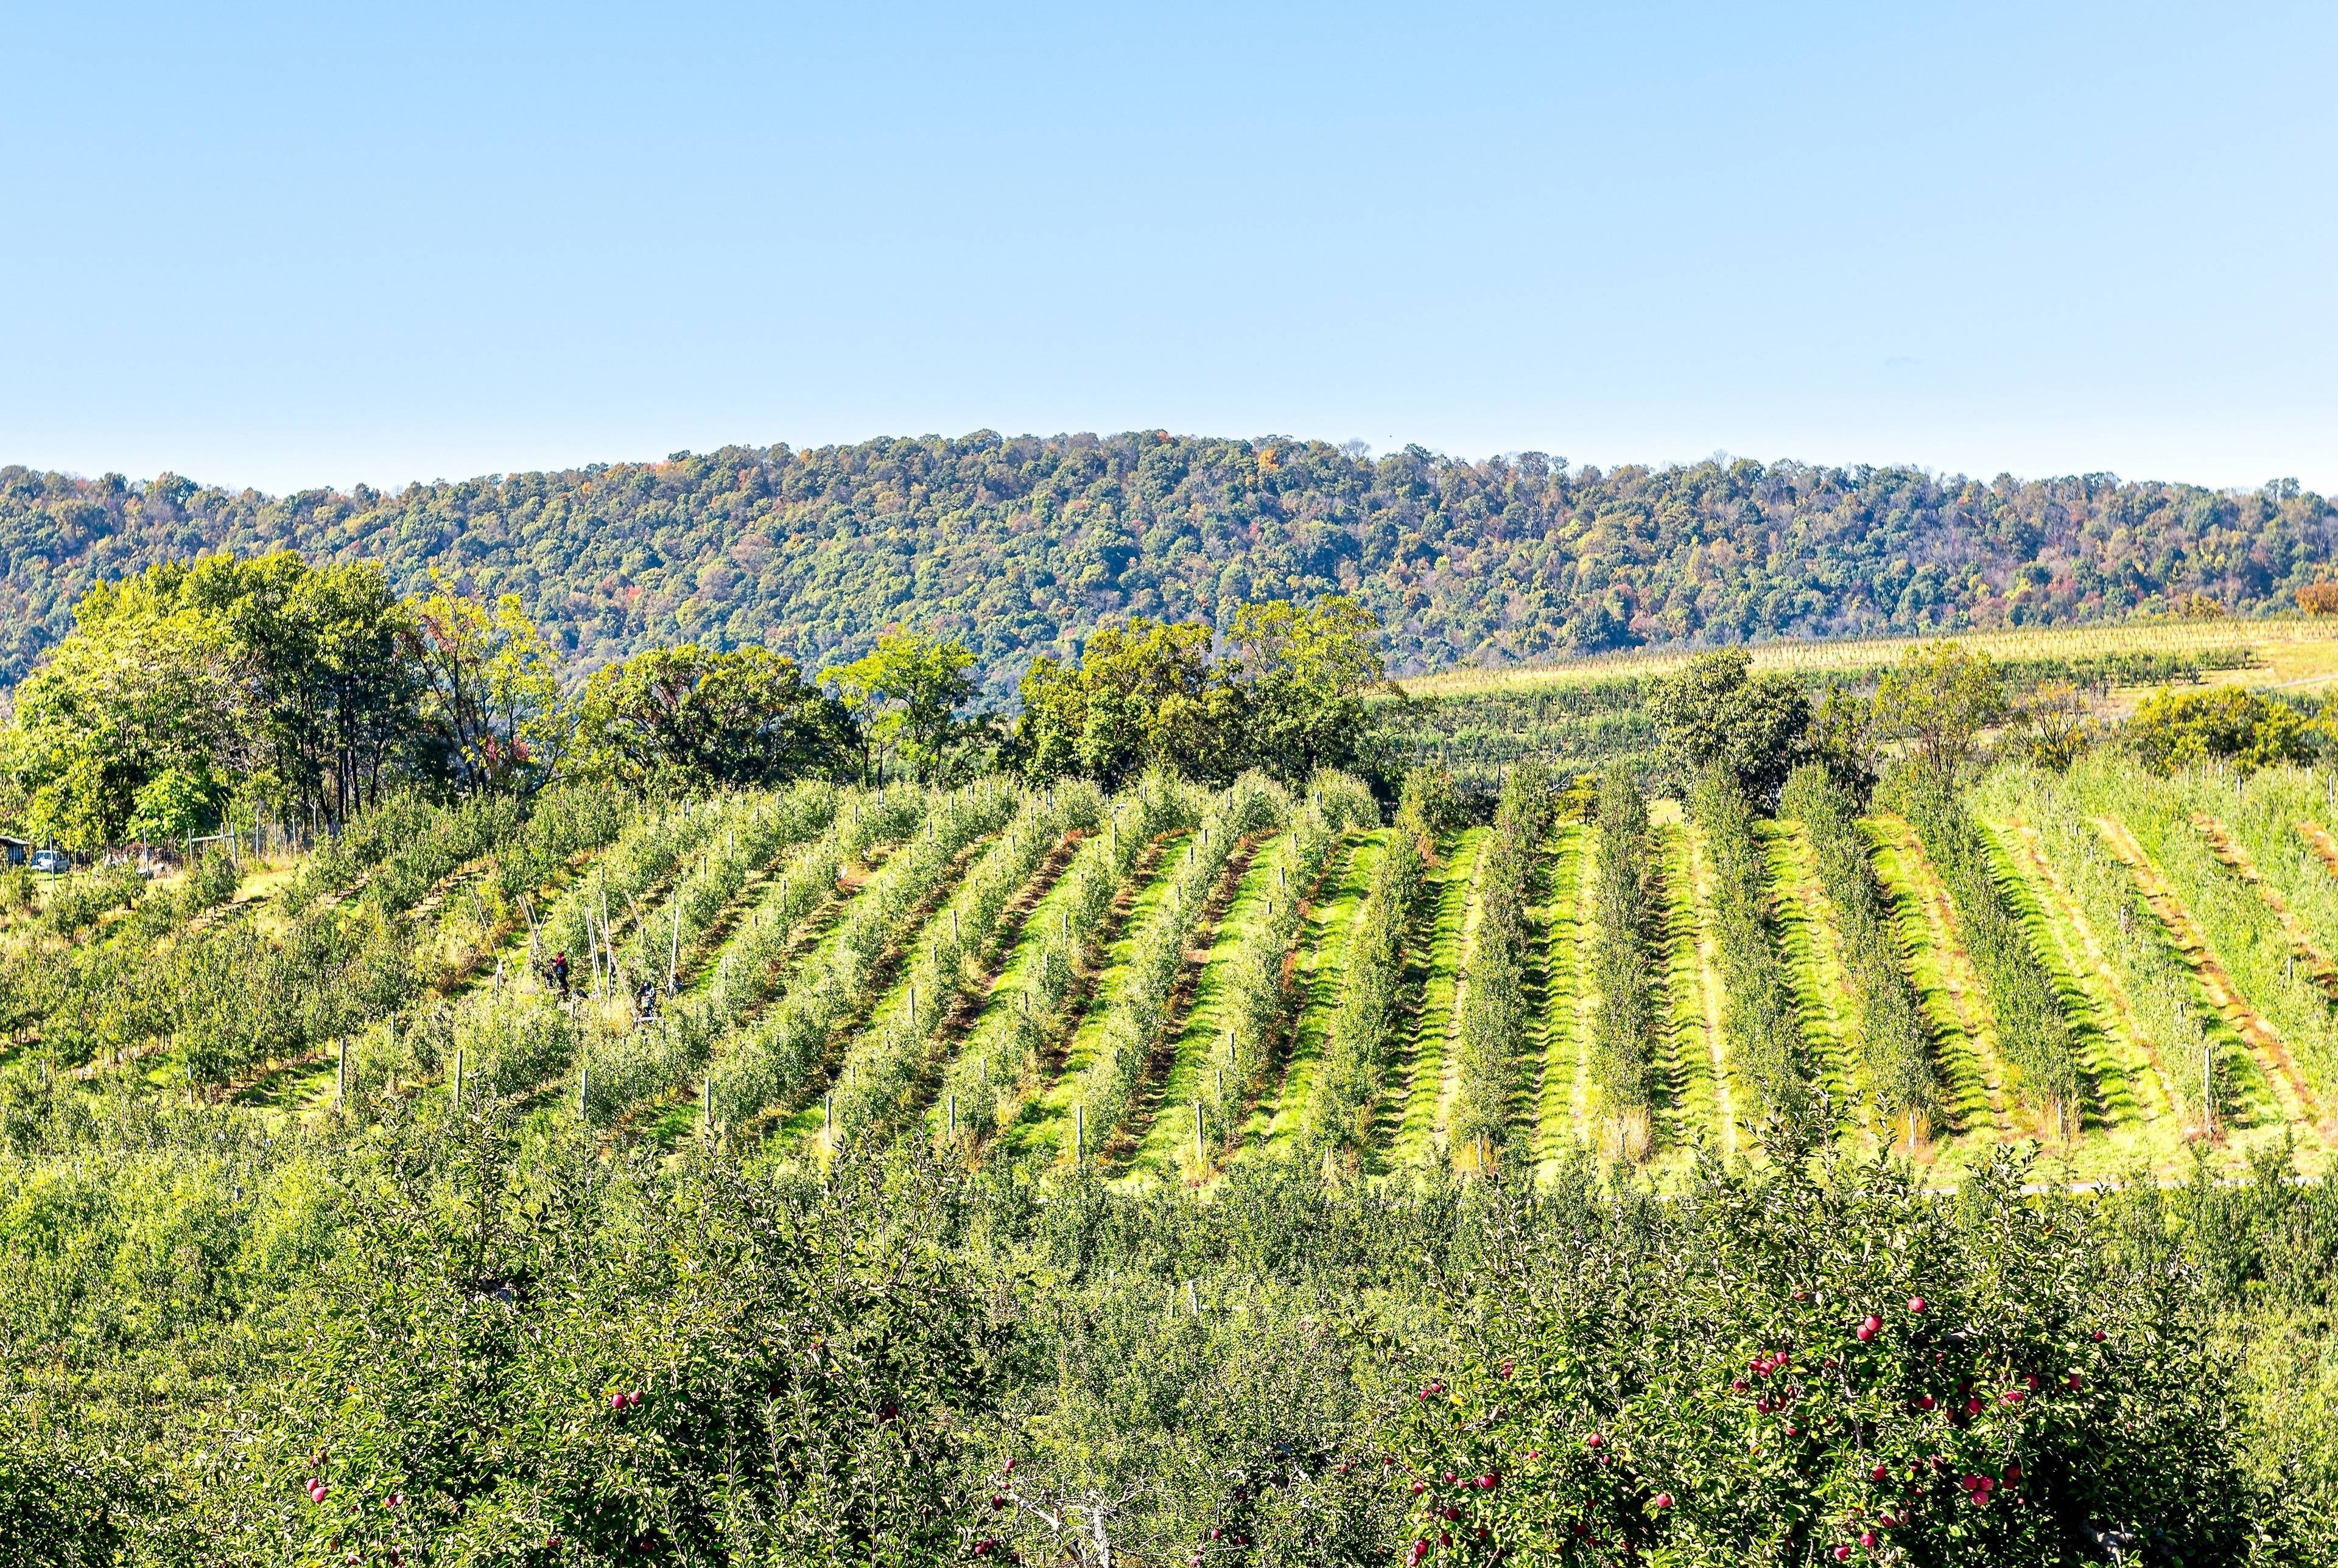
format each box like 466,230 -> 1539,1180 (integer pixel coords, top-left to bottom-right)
12,743 -> 2334,1190
1378,614 -> 2338,794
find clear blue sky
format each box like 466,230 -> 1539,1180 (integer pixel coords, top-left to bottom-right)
4,2 -> 2334,495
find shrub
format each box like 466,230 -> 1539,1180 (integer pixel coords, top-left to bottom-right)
1449,763 -> 1551,1168
1390,1141 -> 2254,1567
1781,764 -> 1937,1138
1693,764 -> 1808,1119
1584,768 -> 1659,1138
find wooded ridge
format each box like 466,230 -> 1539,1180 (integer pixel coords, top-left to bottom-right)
6,435 -> 2328,699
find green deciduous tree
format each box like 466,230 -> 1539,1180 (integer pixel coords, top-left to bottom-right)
574,643 -> 856,788
409,580 -> 566,794
1013,618 -> 1235,788
1,567 -> 245,849
821,631 -> 983,783
1878,639 -> 2009,789
1013,597 -> 1389,789
1224,595 -> 1389,782
2124,684 -> 2320,775
1646,649 -> 1810,804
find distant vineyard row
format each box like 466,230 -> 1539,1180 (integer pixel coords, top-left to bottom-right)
1376,644 -> 2264,795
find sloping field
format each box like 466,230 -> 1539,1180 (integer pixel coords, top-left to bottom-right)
36,755 -> 2338,1190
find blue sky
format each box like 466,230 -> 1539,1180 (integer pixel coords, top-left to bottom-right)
4,2 -> 2334,494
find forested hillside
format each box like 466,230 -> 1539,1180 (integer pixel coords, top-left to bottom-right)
6,436 -> 2333,701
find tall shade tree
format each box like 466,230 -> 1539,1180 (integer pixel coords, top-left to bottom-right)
1011,618 -> 1235,788
408,581 -> 566,794
1013,598 -> 1391,788
1,569 -> 245,850
820,631 -> 980,783
1878,640 -> 2009,788
1224,594 -> 1388,783
574,643 -> 857,786
181,551 -> 420,821
1646,648 -> 1811,803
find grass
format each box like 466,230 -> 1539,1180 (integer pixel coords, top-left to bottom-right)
1660,814 -> 1732,1164
1260,831 -> 1386,1157
1529,819 -> 1591,1174
1757,817 -> 1864,1135
1397,614 -> 2338,700
1862,815 -> 2002,1163
1385,827 -> 1486,1170
1002,842 -> 1187,1164
2082,811 -> 2320,1155
1976,808 -> 2196,1176
1123,833 -> 1285,1185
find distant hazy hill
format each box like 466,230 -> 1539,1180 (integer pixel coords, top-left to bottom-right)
4,433 -> 2331,702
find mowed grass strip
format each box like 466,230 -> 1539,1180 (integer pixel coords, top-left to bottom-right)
1124,832 -> 1285,1184
2088,815 -> 2312,1141
1002,839 -> 1188,1163
1663,815 -> 1732,1158
1982,811 -> 2194,1177
1387,827 -> 1487,1168
1261,831 -> 1388,1154
1968,816 -> 2115,1149
1531,816 -> 1592,1173
1865,814 -> 2006,1152
1757,817 -> 1862,1129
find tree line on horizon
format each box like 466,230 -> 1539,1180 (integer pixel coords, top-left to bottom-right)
3,435 -> 2333,704
0,551 -> 1391,851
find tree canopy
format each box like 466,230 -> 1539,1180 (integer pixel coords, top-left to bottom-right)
2126,686 -> 2322,775
820,631 -> 984,783
1010,595 -> 1386,788
6,439 -> 2331,707
1878,640 -> 2012,789
573,643 -> 857,788
1,553 -> 422,847
0,547 -> 1390,847
1646,649 -> 1812,803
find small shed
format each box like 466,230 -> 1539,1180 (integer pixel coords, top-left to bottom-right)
0,837 -> 29,867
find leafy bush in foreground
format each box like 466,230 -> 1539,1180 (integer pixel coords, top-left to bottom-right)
1392,1128 -> 2250,1568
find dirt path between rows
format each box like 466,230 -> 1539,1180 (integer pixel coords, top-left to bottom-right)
2001,817 -> 2177,1125
2191,814 -> 2338,999
2090,816 -> 2325,1133
1869,814 -> 2011,1138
